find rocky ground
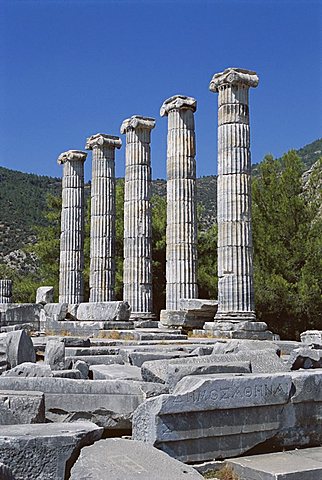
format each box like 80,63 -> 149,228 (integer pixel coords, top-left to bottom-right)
0,299 -> 322,479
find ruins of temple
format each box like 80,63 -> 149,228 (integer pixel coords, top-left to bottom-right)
0,68 -> 320,480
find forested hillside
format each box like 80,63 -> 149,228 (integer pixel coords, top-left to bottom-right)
1,138 -> 320,260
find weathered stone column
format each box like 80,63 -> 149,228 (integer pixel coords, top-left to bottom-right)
58,150 -> 87,304
86,134 -> 122,302
121,116 -> 155,319
209,67 -> 258,324
0,280 -> 12,303
160,95 -> 198,311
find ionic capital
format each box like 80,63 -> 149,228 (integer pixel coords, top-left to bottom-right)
209,67 -> 259,93
57,150 -> 87,165
120,115 -> 156,134
160,95 -> 197,117
85,133 -> 122,150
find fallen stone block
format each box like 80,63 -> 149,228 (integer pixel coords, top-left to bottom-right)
45,318 -> 107,336
0,304 -> 42,330
132,372 -> 293,462
300,330 -> 322,347
159,310 -> 207,329
76,302 -> 131,321
134,319 -> 159,328
0,323 -> 33,334
190,345 -> 215,356
36,286 -> 54,305
66,345 -> 120,356
0,377 -> 165,429
2,362 -> 53,378
6,329 -> 36,368
287,347 -> 322,370
90,364 -> 142,381
141,358 -> 251,385
44,338 -> 65,370
71,354 -> 124,366
0,390 -> 45,424
168,362 -> 251,391
52,369 -> 83,379
44,302 -> 68,321
179,299 -> 218,317
141,349 -> 286,385
228,446 -> 322,480
69,438 -> 203,480
134,330 -> 187,341
0,421 -> 102,480
128,351 -> 195,367
74,360 -> 89,379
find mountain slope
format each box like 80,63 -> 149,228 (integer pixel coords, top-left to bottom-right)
0,138 -> 321,259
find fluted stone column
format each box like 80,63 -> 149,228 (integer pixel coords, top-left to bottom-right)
160,95 -> 198,311
86,134 -> 122,302
121,116 -> 155,319
0,280 -> 12,303
209,67 -> 259,323
58,150 -> 87,304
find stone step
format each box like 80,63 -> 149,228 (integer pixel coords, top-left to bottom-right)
228,446 -> 322,480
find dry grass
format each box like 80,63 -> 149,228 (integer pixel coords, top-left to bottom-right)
203,466 -> 239,480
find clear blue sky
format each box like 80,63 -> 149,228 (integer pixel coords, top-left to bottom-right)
0,0 -> 321,181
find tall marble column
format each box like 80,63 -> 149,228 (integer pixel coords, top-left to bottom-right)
209,67 -> 259,323
0,280 -> 12,303
57,150 -> 87,304
160,95 -> 198,311
121,115 -> 155,319
86,134 -> 122,302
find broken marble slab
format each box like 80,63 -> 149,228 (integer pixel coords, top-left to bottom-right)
65,346 -> 122,356
69,438 -> 203,480
179,298 -> 218,315
300,330 -> 322,347
44,339 -> 65,370
164,361 -> 251,391
0,304 -> 42,330
0,422 -> 102,480
45,318 -> 107,336
287,346 -> 322,370
141,358 -> 251,384
128,351 -> 195,367
2,362 -> 53,378
141,349 -> 287,385
227,446 -> 322,480
0,377 -> 166,429
70,354 -> 124,366
0,390 -> 45,424
52,369 -> 83,379
211,339 -> 281,355
132,372 -> 293,462
32,335 -> 90,353
273,370 -> 322,450
36,286 -> 54,305
90,364 -> 142,381
76,302 -> 131,321
44,302 -> 68,321
6,329 -> 36,368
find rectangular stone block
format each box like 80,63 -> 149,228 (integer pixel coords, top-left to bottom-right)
228,447 -> 322,480
0,422 -> 102,480
0,390 -> 45,424
132,372 -> 293,462
0,304 -> 42,330
0,377 -> 163,429
76,302 -> 131,321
